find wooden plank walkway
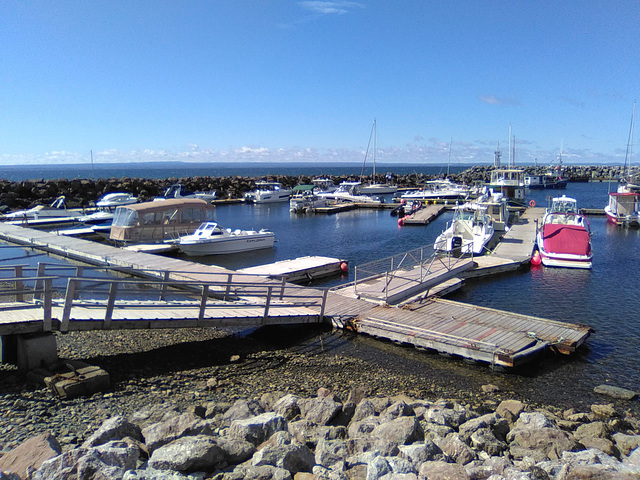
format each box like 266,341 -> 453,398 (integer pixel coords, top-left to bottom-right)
400,204 -> 446,225
0,298 -> 323,335
0,221 -> 592,368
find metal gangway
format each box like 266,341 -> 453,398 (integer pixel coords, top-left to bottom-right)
0,263 -> 329,336
341,246 -> 476,304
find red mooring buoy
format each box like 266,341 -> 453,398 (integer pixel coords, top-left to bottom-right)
340,262 -> 349,272
531,251 -> 542,266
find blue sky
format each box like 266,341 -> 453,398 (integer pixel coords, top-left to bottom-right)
1,1 -> 639,166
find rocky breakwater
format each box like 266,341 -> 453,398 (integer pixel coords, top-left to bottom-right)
2,388 -> 639,480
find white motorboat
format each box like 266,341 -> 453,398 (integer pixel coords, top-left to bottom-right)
177,222 -> 275,256
244,181 -> 291,203
604,102 -> 640,228
359,119 -> 398,195
537,196 -> 593,268
1,195 -> 84,220
317,181 -> 381,204
434,204 -> 495,255
155,183 -> 217,202
311,177 -> 337,193
399,179 -> 469,202
96,192 -> 139,208
475,189 -> 510,231
289,185 -> 327,213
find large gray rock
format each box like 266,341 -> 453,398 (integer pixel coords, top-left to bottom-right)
228,412 -> 287,445
271,394 -> 302,421
299,392 -> 343,426
378,401 -> 414,423
215,436 -> 256,464
129,403 -> 181,430
397,441 -> 445,468
573,421 -> 611,442
593,384 -> 638,400
148,435 -> 225,472
511,411 -> 555,430
468,427 -> 508,456
613,433 -> 640,457
418,460 -> 470,479
251,443 -> 315,474
33,440 -> 139,480
351,399 -> 377,423
224,463 -> 293,480
370,416 -> 423,455
82,415 -> 143,448
508,427 -> 582,462
222,399 -> 265,425
434,433 -> 476,465
458,412 -> 509,442
496,399 -> 526,425
315,438 -> 349,469
424,406 -> 468,429
348,416 -> 381,439
142,413 -> 213,452
123,469 -> 195,479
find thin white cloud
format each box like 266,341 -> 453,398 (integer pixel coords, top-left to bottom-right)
479,94 -> 521,106
299,1 -> 364,15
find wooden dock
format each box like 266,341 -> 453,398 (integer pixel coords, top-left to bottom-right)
400,204 -> 446,225
0,220 -> 592,369
239,256 -> 346,283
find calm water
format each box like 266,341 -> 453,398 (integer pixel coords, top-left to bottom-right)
1,165 -> 638,411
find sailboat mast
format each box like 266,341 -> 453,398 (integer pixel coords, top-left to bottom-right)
447,138 -> 452,177
373,119 -> 377,180
624,102 -> 636,177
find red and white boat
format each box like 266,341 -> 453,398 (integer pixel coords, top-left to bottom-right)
605,190 -> 640,228
536,195 -> 592,269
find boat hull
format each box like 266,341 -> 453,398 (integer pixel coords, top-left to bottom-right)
179,234 -> 275,256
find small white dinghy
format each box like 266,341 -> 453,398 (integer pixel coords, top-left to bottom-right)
177,222 -> 275,256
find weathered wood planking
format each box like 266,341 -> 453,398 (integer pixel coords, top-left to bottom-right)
400,205 -> 445,225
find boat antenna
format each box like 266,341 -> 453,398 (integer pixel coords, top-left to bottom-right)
360,119 -> 375,182
90,150 -> 95,179
508,124 -> 512,167
494,143 -> 501,167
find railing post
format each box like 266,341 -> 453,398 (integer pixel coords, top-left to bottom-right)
34,262 -> 46,302
263,286 -> 272,323
319,289 -> 328,322
61,278 -> 77,333
42,277 -> 52,332
224,273 -> 233,300
104,282 -> 118,329
160,271 -> 170,300
354,265 -> 358,295
279,277 -> 286,300
14,265 -> 23,302
198,285 -> 209,321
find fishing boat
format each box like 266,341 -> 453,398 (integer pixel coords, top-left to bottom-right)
605,192 -> 640,227
433,204 -> 495,255
317,181 -> 382,204
488,168 -> 526,205
177,222 -> 275,256
244,181 -> 292,203
289,185 -> 328,213
536,195 -> 592,269
359,119 -> 397,195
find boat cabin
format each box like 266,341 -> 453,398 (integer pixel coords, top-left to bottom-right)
489,168 -> 525,202
109,198 -> 216,244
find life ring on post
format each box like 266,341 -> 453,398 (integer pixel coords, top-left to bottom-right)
529,200 -> 536,207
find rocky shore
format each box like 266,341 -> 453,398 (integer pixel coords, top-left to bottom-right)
1,165 -> 638,212
2,375 -> 640,479
0,326 -> 639,479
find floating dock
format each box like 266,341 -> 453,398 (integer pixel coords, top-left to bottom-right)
239,256 -> 347,283
400,204 -> 446,225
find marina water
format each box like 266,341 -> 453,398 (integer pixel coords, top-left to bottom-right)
1,164 -> 638,411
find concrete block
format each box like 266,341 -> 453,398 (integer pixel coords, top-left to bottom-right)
17,334 -> 58,370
